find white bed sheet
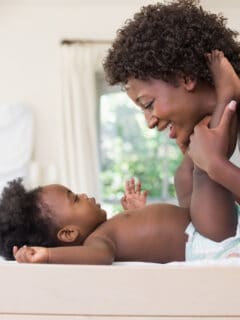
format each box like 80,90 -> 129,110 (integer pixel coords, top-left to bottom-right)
1,258 -> 240,319
1,254 -> 240,266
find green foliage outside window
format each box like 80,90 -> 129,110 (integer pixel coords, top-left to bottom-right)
99,92 -> 183,213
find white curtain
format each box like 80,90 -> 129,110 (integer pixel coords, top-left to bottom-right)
60,42 -> 110,200
0,104 -> 34,193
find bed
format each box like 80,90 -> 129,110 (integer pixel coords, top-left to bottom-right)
0,259 -> 240,319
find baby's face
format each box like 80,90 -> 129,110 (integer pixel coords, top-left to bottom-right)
40,184 -> 107,237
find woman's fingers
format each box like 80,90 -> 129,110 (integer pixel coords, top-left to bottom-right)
218,100 -> 236,131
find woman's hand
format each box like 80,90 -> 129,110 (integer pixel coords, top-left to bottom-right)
121,178 -> 148,210
13,245 -> 49,263
188,101 -> 237,174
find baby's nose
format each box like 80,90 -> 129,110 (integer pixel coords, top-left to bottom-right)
80,193 -> 88,199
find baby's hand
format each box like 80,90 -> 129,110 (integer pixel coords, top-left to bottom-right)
121,178 -> 147,210
13,245 -> 49,263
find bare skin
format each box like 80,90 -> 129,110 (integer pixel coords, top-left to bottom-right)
174,153 -> 194,208
121,178 -> 148,209
86,203 -> 189,264
126,77 -> 215,154
175,51 -> 240,208
188,51 -> 240,200
188,51 -> 239,241
13,52 -> 239,265
14,183 -> 190,264
125,65 -> 216,209
13,152 -> 236,265
205,50 -> 240,127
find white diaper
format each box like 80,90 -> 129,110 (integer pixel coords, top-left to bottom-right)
185,211 -> 240,261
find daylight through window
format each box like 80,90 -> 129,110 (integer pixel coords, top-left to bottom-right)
98,85 -> 182,214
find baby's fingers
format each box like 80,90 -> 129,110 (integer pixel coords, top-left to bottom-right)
13,245 -> 26,262
14,245 -> 33,263
13,245 -> 19,258
136,181 -> 142,194
125,178 -> 135,194
140,190 -> 148,204
121,195 -> 128,209
141,190 -> 148,198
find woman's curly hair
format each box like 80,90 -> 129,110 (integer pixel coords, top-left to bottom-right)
0,179 -> 59,260
103,0 -> 240,85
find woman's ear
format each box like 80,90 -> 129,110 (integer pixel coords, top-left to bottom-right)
57,225 -> 80,243
183,76 -> 197,92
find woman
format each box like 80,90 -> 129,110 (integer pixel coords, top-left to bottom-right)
103,0 -> 240,206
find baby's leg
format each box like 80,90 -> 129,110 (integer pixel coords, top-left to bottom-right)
206,50 -> 240,128
189,51 -> 239,241
190,168 -> 237,242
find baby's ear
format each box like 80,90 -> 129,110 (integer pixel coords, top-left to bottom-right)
57,225 -> 80,243
183,76 -> 197,91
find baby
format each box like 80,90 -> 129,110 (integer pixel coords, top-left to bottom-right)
1,178 -> 190,263
0,51 -> 239,264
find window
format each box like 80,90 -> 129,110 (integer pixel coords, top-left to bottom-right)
97,75 -> 183,214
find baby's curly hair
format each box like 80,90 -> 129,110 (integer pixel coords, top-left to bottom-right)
0,179 -> 59,260
103,0 -> 240,85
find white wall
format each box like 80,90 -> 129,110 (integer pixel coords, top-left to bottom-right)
0,0 -> 239,183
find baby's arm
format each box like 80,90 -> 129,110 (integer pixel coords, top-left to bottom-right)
13,237 -> 115,265
121,178 -> 148,210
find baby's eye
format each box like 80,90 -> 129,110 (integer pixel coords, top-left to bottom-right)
74,195 -> 79,203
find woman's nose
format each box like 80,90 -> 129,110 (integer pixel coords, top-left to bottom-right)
147,116 -> 159,129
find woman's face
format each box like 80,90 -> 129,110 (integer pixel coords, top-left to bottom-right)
126,78 -> 216,152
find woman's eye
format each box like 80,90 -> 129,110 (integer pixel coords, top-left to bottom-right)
144,100 -> 154,110
74,195 -> 79,203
